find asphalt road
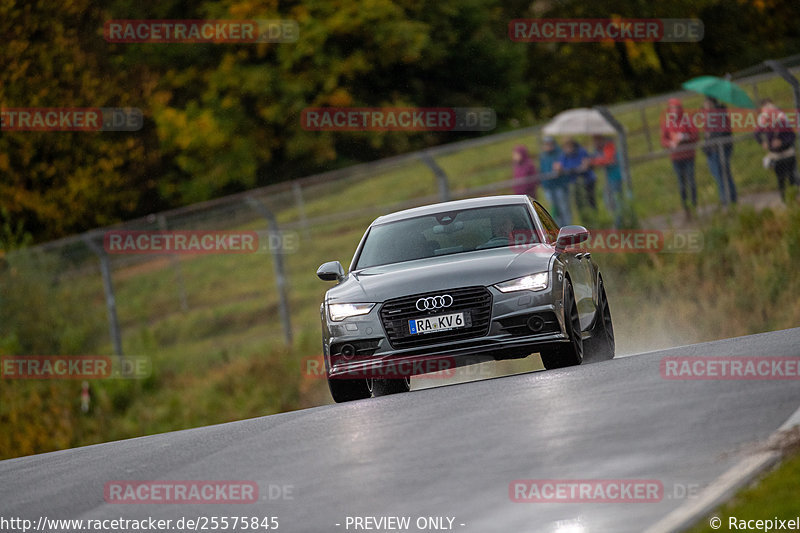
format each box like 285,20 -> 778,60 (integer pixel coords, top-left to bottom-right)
2,328 -> 800,533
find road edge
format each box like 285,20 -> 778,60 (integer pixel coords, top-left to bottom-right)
643,404 -> 800,533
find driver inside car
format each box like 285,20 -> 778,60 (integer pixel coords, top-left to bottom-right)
477,216 -> 515,249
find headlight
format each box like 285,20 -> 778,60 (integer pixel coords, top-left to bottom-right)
494,272 -> 549,293
328,303 -> 375,321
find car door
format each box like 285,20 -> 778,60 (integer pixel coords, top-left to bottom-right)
532,202 -> 594,330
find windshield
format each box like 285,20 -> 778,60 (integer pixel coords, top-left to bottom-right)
354,204 -> 539,269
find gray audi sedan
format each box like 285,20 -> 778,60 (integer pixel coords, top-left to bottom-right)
317,195 -> 614,402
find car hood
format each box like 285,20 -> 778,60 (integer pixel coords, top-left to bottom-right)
327,244 -> 555,302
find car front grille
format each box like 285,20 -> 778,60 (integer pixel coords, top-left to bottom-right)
380,286 -> 493,349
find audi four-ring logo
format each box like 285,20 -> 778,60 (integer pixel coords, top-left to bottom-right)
416,294 -> 454,311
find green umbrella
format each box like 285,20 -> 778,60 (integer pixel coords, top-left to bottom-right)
681,76 -> 756,109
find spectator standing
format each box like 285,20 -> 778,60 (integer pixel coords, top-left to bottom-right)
702,97 -> 737,207
554,137 -> 597,215
511,145 -> 539,197
590,135 -> 624,227
539,136 -> 571,226
755,99 -> 798,199
661,97 -> 699,218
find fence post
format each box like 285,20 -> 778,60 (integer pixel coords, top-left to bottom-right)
291,181 -> 311,240
157,214 -> 189,312
82,233 -> 123,358
245,197 -> 293,345
419,151 -> 450,202
594,105 -> 638,227
639,105 -> 654,153
717,141 -> 731,206
594,106 -> 633,195
764,59 -> 800,134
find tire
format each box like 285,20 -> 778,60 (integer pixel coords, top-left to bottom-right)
584,277 -> 615,362
328,378 -> 371,403
540,280 -> 583,369
369,376 -> 411,397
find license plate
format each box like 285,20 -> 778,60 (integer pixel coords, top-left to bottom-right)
409,312 -> 466,335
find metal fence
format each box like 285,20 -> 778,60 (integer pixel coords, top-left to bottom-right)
5,55 -> 800,356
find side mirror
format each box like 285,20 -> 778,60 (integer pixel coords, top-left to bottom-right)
317,261 -> 345,282
555,225 -> 590,252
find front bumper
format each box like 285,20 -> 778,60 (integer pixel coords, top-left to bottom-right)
322,286 -> 568,379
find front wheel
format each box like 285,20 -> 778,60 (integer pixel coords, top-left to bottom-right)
328,378 -> 371,403
540,280 -> 583,369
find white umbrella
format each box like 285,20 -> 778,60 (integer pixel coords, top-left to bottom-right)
543,108 -> 616,136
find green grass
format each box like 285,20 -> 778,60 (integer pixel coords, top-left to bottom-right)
686,438 -> 800,533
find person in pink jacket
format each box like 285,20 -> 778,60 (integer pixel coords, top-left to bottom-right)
511,145 -> 539,198
661,98 -> 699,217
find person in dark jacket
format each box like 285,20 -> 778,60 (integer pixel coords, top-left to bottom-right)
702,97 -> 737,206
539,136 -> 571,226
755,99 -> 798,199
511,145 -> 539,197
554,137 -> 597,214
661,98 -> 699,218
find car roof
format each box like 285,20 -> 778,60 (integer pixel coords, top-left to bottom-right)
371,195 -> 533,225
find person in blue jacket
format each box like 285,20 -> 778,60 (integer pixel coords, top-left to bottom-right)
554,137 -> 597,216
538,136 -> 572,226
